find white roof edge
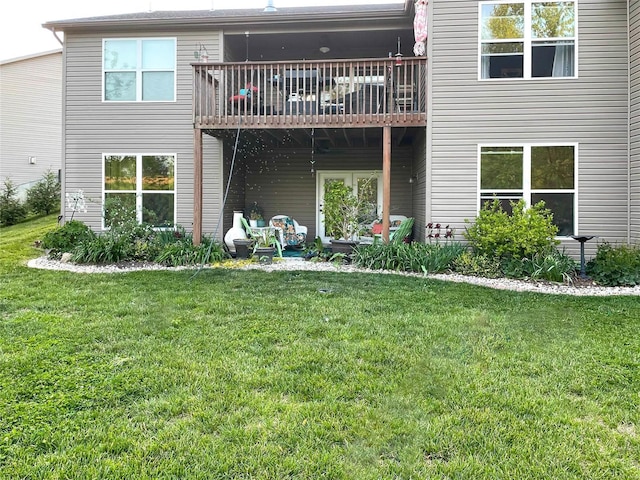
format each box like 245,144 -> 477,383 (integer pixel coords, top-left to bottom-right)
0,48 -> 63,66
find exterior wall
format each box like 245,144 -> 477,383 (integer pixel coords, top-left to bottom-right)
430,0 -> 629,258
631,0 -> 640,243
222,138 -> 246,240
412,129 -> 427,242
0,51 -> 62,197
60,29 -> 222,232
243,146 -> 414,239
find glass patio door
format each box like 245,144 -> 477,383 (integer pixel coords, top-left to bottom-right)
317,171 -> 382,243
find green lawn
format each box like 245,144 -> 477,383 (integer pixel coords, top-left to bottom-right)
1,216 -> 639,479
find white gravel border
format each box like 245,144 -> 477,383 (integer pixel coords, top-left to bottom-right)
26,256 -> 640,297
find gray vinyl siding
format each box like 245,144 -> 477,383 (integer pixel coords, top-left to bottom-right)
631,0 -> 640,244
412,129 -> 427,241
0,51 -> 62,196
242,146 -> 414,239
430,0 -> 629,258
61,29 -> 222,232
222,139 -> 246,240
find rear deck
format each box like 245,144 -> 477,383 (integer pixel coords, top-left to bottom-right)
193,58 -> 427,130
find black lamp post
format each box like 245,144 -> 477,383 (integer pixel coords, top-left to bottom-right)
570,235 -> 596,279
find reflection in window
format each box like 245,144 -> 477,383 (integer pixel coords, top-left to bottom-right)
103,154 -> 176,229
103,38 -> 176,101
480,145 -> 576,236
480,1 -> 575,79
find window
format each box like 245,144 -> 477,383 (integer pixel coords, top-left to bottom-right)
479,144 -> 576,236
480,1 -> 576,79
103,154 -> 176,228
103,38 -> 176,101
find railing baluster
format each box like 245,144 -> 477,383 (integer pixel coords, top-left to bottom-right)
193,58 -> 427,130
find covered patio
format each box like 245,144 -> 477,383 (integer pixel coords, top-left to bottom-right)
192,57 -> 427,245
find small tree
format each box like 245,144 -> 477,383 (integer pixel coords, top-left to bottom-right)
323,177 -> 376,241
27,170 -> 61,215
0,178 -> 27,226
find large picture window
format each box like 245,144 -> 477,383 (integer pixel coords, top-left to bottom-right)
103,38 -> 176,101
480,1 -> 576,79
103,154 -> 176,228
479,144 -> 576,236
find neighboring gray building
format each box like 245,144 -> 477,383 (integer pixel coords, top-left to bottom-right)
43,1 -> 640,256
0,49 -> 62,199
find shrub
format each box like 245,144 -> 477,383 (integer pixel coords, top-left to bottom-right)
71,196 -> 155,264
323,178 -> 376,240
0,178 -> 27,227
26,170 -> 60,215
501,250 -> 576,283
72,234 -> 133,264
464,198 -> 559,260
155,235 -> 228,266
303,236 -> 333,262
353,242 -> 465,273
41,220 -> 94,259
451,251 -> 502,278
586,242 -> 640,286
104,195 -> 139,232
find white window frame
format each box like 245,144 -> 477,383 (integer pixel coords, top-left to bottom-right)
102,153 -> 177,230
102,37 -> 177,102
478,1 -> 578,81
477,143 -> 578,237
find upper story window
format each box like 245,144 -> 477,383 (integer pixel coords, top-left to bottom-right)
103,38 -> 176,101
479,1 -> 576,79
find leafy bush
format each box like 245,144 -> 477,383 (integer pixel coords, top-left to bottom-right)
353,242 -> 465,273
72,234 -> 133,264
154,235 -> 228,266
464,199 -> 559,260
26,170 -> 60,215
303,237 -> 333,261
586,242 -> 640,286
452,249 -> 575,283
41,220 -> 94,259
323,178 -> 376,240
0,178 -> 27,227
452,251 -> 502,278
70,196 -> 154,264
501,250 -> 576,283
103,196 -> 140,232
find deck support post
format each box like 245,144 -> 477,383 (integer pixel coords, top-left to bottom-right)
193,128 -> 203,246
382,126 -> 391,243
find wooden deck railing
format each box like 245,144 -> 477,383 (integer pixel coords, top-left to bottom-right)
193,58 -> 427,129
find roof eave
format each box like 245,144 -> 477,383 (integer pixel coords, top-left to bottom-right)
43,9 -> 411,31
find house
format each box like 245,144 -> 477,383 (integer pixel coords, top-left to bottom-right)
0,49 -> 62,200
43,1 -> 639,257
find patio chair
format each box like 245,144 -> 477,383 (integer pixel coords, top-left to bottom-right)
229,83 -> 260,113
269,215 -> 307,248
372,215 -> 413,244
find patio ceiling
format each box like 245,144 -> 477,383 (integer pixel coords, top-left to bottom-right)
205,126 -> 421,151
224,28 -> 414,62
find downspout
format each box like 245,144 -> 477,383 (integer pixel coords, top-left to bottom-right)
628,0 -> 631,245
48,27 -> 64,47
46,25 -> 65,223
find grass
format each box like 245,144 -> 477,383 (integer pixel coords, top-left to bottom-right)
1,216 -> 639,479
